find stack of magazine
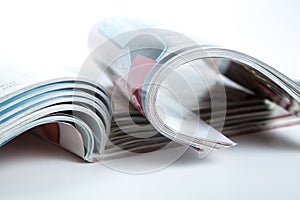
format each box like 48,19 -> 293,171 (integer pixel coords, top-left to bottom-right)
1,18 -> 300,162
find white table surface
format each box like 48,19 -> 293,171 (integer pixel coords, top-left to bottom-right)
1,0 -> 300,199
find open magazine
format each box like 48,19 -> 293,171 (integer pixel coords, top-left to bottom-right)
1,18 -> 300,162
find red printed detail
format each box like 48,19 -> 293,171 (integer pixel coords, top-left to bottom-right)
127,55 -> 157,114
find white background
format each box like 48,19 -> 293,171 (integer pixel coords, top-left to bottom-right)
1,0 -> 300,199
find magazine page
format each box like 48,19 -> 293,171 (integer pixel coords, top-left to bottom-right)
87,18 -> 300,153
0,62 -> 112,162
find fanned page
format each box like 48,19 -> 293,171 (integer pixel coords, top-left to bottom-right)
88,18 -> 300,155
0,64 -> 75,99
0,64 -> 112,162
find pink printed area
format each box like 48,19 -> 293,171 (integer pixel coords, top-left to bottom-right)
128,55 -> 157,113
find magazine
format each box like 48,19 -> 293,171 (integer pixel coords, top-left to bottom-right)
1,18 -> 300,162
